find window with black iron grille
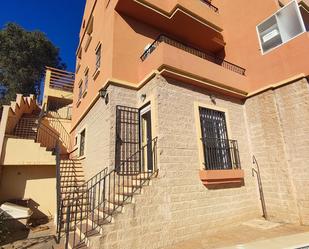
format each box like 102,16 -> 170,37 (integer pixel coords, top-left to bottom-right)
79,129 -> 86,157
199,107 -> 240,170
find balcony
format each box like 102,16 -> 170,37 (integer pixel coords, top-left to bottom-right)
139,35 -> 249,98
116,0 -> 224,53
42,67 -> 74,109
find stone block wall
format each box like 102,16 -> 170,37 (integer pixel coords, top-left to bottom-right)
75,75 -> 309,249
75,97 -> 112,179
245,77 -> 309,225
95,75 -> 260,248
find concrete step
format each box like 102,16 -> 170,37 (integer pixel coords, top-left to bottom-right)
61,177 -> 85,182
60,184 -> 85,189
71,220 -> 102,248
60,169 -> 84,173
114,194 -> 134,204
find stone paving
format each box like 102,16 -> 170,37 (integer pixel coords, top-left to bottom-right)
166,219 -> 309,249
1,221 -> 57,249
2,218 -> 309,249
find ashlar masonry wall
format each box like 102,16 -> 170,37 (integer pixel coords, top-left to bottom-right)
245,77 -> 309,225
95,75 -> 260,249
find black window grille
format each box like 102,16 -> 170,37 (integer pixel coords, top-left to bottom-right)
199,107 -> 240,170
115,105 -> 140,174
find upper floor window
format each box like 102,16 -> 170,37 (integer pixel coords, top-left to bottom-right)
79,129 -> 86,157
199,107 -> 240,170
78,80 -> 83,101
85,16 -> 94,52
95,44 -> 101,71
86,16 -> 94,35
257,0 -> 307,54
84,68 -> 89,91
77,48 -> 82,59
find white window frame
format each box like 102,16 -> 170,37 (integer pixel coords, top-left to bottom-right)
256,0 -> 306,55
78,127 -> 87,158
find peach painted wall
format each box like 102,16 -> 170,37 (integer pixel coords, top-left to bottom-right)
72,0 -> 117,127
221,0 -> 309,91
72,0 -> 309,130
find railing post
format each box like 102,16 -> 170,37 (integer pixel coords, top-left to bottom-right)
65,204 -> 71,249
55,142 -> 62,243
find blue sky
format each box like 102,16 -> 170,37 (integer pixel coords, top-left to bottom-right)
0,0 -> 85,72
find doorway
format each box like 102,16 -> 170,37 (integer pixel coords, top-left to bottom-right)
140,104 -> 153,172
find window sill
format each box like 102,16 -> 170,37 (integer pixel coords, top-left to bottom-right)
93,68 -> 100,80
199,169 -> 244,188
78,155 -> 86,160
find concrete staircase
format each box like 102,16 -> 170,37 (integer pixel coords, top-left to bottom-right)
63,171 -> 156,249
59,158 -> 86,209
2,137 -> 56,165
13,113 -> 40,139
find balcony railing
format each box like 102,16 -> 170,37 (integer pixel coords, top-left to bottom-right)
47,67 -> 74,93
140,35 -> 246,75
201,137 -> 241,170
201,0 -> 219,13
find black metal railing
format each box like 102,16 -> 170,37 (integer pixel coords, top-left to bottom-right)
45,114 -> 71,150
201,0 -> 219,13
140,35 -> 246,75
55,142 -> 62,240
36,122 -> 61,151
201,137 -> 240,170
62,137 -> 158,249
56,166 -> 109,243
47,67 -> 74,93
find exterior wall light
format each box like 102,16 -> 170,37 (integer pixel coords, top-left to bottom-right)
99,88 -> 109,104
140,93 -> 146,102
210,94 -> 216,104
99,88 -> 108,99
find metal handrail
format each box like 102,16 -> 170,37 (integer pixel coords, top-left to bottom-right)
63,137 -> 158,249
140,34 -> 246,76
252,155 -> 268,220
45,107 -> 71,149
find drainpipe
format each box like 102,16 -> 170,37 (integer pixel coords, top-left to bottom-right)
252,155 -> 268,220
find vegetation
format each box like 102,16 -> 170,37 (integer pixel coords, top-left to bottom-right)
0,23 -> 66,105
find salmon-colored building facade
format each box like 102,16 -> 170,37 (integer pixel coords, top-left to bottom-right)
72,0 -> 309,128
0,0 -> 308,248
63,0 -> 309,248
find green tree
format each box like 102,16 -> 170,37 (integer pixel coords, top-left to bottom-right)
0,23 -> 66,105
